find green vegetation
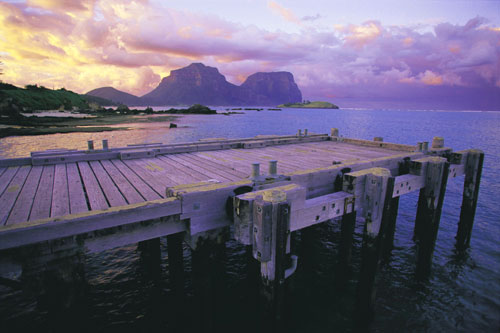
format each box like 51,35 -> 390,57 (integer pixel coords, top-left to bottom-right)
0,82 -> 217,138
278,101 -> 339,109
0,84 -> 115,112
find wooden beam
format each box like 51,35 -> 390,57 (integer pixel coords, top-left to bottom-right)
0,197 -> 181,250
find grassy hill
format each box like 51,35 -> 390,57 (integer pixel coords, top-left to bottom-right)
0,83 -> 115,112
278,101 -> 339,109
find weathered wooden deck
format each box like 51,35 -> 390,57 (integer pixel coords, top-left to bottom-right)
0,130 -> 483,328
0,137 -> 405,226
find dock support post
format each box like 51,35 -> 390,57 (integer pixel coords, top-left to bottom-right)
338,211 -> 356,268
191,234 -> 226,332
253,195 -> 290,332
167,233 -> 184,297
166,232 -> 185,331
413,157 -> 449,278
138,238 -> 161,280
354,173 -> 395,329
456,150 -> 484,250
381,196 -> 399,261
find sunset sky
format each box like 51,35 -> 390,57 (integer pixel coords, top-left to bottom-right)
1,0 -> 499,110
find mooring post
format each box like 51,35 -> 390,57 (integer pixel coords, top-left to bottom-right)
352,171 -> 395,328
331,128 -> 339,137
455,149 -> 484,250
102,139 -> 109,150
253,191 -> 291,332
412,157 -> 450,278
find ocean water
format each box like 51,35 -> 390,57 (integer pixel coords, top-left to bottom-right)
0,108 -> 499,332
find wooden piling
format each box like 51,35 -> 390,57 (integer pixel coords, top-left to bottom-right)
456,150 -> 484,250
338,211 -> 356,268
254,197 -> 290,332
138,238 -> 161,280
413,157 -> 450,278
167,233 -> 184,296
355,175 -> 395,328
191,235 -> 226,332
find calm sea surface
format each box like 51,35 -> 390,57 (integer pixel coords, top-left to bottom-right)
0,108 -> 499,332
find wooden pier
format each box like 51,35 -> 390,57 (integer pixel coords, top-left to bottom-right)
0,130 -> 483,330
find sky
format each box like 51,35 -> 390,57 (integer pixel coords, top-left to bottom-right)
0,0 -> 499,110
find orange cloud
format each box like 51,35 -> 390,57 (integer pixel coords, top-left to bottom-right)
267,1 -> 301,25
420,70 -> 443,85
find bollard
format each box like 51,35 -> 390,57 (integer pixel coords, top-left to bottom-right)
251,163 -> 260,179
331,128 -> 339,137
432,136 -> 444,148
269,160 -> 278,176
304,129 -> 308,136
297,129 -> 302,137
422,141 -> 429,153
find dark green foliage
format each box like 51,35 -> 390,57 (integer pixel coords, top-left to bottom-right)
0,82 -> 18,90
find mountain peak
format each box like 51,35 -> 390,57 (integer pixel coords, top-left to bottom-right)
90,63 -> 303,106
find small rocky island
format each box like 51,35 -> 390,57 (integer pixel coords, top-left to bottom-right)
278,101 -> 339,109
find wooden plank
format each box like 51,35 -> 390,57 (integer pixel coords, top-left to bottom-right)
100,160 -> 145,204
89,161 -> 128,207
110,159 -> 162,201
78,161 -> 109,211
122,159 -> 172,196
154,155 -> 209,183
275,142 -> 377,162
195,151 -> 254,174
0,165 -> 31,225
6,166 -> 43,225
339,137 -> 417,152
171,154 -> 240,181
231,146 -> 316,170
166,154 -> 234,182
51,164 -> 70,217
188,153 -> 249,179
67,162 -> 89,214
29,165 -> 55,221
131,158 -> 180,188
221,149 -> 298,173
305,141 -> 396,160
0,166 -> 21,197
0,157 -> 32,167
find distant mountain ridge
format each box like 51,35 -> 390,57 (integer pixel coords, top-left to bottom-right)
86,87 -> 142,106
86,63 -> 302,106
